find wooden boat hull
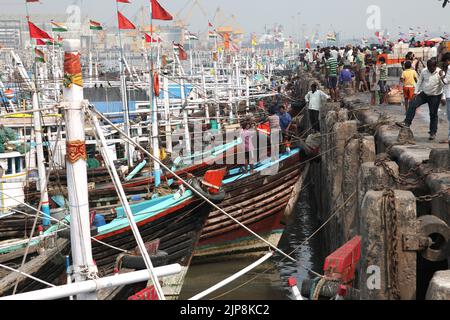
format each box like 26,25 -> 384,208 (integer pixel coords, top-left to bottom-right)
0,193 -> 210,299
194,150 -> 302,261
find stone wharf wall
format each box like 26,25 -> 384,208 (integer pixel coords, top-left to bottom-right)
296,69 -> 450,300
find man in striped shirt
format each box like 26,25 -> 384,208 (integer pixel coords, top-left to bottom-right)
378,56 -> 388,104
325,51 -> 339,102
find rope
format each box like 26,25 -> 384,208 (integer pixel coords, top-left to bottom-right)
312,277 -> 327,300
0,263 -> 55,288
210,190 -> 356,299
0,192 -> 129,254
92,107 -> 299,263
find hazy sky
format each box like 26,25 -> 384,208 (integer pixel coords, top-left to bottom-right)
4,0 -> 450,38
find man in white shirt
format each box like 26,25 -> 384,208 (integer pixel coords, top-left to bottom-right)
429,43 -> 438,59
305,82 -> 330,131
396,58 -> 445,140
330,47 -> 338,60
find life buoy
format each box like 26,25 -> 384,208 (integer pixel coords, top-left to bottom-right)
4,89 -> 14,100
153,72 -> 160,97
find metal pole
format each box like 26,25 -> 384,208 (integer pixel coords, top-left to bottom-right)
31,82 -> 50,226
116,1 -> 133,167
89,110 -> 166,300
163,75 -> 172,152
200,65 -> 209,124
179,66 -> 191,158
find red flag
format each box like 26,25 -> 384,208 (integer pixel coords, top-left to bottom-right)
26,0 -> 40,2
208,21 -> 213,27
28,21 -> 52,39
223,33 -> 230,50
117,0 -> 131,3
144,33 -> 160,43
36,39 -> 45,45
174,43 -> 187,60
151,0 -> 173,21
117,11 -> 136,29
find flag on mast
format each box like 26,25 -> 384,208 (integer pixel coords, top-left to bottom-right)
185,32 -> 198,41
144,33 -> 161,43
326,32 -> 336,41
117,11 -> 136,29
89,20 -> 103,30
174,43 -> 187,60
28,21 -> 52,39
36,39 -> 46,46
34,48 -> 46,63
151,0 -> 173,21
208,31 -> 218,38
117,0 -> 131,3
51,21 -> 68,32
26,0 -> 40,2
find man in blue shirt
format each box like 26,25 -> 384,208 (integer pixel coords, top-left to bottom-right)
278,105 -> 292,134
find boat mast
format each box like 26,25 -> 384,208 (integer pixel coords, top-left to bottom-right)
163,74 -> 172,153
31,64 -> 51,227
149,11 -> 161,187
116,2 -> 133,168
62,39 -> 98,300
178,59 -> 191,158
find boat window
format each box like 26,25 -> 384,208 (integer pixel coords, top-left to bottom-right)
6,158 -> 12,175
15,157 -> 21,173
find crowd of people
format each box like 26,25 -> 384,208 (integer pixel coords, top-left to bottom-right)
299,41 -> 450,142
299,45 -> 403,105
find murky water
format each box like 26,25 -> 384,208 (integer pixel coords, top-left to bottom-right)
179,187 -> 325,300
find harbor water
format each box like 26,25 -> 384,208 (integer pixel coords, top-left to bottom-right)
180,186 -> 325,300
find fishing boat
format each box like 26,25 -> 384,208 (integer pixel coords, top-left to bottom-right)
194,147 -> 304,261
0,168 -> 227,299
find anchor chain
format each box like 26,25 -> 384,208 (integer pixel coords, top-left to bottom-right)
374,156 -> 420,187
381,188 -> 400,300
415,187 -> 450,202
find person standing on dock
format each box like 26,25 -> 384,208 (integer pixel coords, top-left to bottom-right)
400,60 -> 418,112
305,82 -> 330,132
378,56 -> 388,105
439,52 -> 450,143
396,58 -> 445,141
367,59 -> 378,105
325,51 -> 339,102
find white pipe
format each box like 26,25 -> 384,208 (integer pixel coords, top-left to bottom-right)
189,252 -> 273,300
1,264 -> 181,300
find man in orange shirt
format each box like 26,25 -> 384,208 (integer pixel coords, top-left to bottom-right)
401,60 -> 418,112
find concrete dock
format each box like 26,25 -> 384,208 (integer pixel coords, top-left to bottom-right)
297,69 -> 450,300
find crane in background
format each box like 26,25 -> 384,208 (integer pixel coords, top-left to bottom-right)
173,0 -> 208,29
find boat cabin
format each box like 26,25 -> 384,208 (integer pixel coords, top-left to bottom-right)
0,151 -> 26,214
